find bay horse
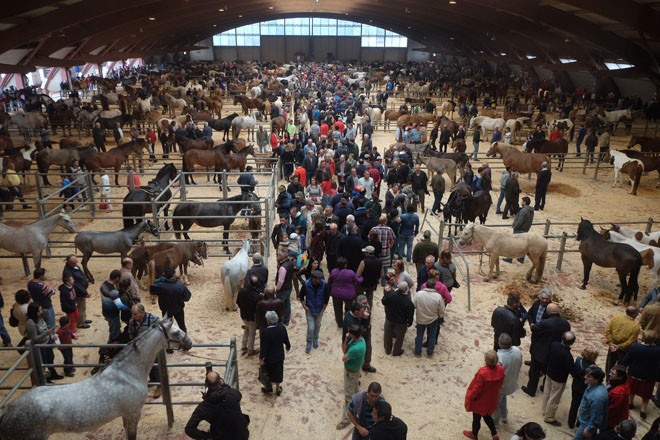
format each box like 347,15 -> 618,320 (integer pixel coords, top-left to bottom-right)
148,241 -> 207,286
129,242 -> 176,290
207,113 -> 239,141
183,148 -> 222,184
627,135 -> 660,153
609,150 -> 644,195
80,140 -> 149,185
0,320 -> 191,440
525,139 -> 569,171
443,187 -> 492,226
233,95 -> 263,115
576,218 -> 642,305
487,142 -> 549,175
172,191 -> 261,255
214,143 -> 255,188
458,222 -> 547,283
122,163 -> 177,230
221,239 -> 250,311
270,116 -> 286,137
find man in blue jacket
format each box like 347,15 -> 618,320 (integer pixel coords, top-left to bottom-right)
299,270 -> 330,353
397,205 -> 419,263
573,366 -> 608,439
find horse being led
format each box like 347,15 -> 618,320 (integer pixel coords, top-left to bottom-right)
221,239 -> 250,312
458,222 -> 547,283
0,319 -> 191,440
609,150 -> 644,195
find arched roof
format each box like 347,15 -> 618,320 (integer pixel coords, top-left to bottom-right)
0,0 -> 659,83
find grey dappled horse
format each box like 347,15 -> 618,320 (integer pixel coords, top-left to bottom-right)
0,319 -> 192,440
221,239 -> 250,312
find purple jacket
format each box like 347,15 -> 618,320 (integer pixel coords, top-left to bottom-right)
328,268 -> 363,300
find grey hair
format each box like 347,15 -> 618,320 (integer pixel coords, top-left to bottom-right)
252,253 -> 263,264
398,281 -> 409,292
346,214 -> 355,222
498,333 -> 512,349
423,230 -> 431,239
538,287 -> 552,298
265,310 -> 279,325
512,172 -> 520,177
356,294 -> 368,303
542,161 -> 548,167
134,303 -> 145,313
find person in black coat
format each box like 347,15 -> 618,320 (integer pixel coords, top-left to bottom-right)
259,310 -> 291,395
338,224 -> 365,272
149,266 -> 192,333
237,276 -> 263,356
63,255 -> 90,329
243,253 -> 269,292
502,172 -> 520,219
534,161 -> 552,211
369,400 -> 408,440
490,293 -> 526,350
439,127 -> 452,153
92,122 -> 106,152
522,303 -> 571,397
543,332 -> 576,425
382,282 -> 414,356
525,288 -> 552,327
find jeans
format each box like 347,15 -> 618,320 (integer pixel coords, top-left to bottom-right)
525,359 -> 546,395
41,345 -> 57,375
8,186 -> 28,206
42,307 -> 56,330
397,234 -> 414,262
0,314 -> 11,345
384,320 -> 407,355
61,347 -> 74,375
414,319 -> 439,355
492,394 -> 508,425
305,311 -> 323,343
276,288 -> 292,324
496,189 -> 506,213
471,142 -> 479,159
572,427 -> 595,440
105,314 -> 121,342
503,230 -> 525,263
432,191 -> 443,213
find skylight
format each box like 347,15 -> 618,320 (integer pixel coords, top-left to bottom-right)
604,62 -> 634,70
559,58 -> 577,64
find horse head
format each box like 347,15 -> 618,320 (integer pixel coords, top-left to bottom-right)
458,222 -> 474,246
159,319 -> 192,352
486,142 -> 499,157
196,240 -> 208,259
58,212 -> 76,233
576,219 -> 594,241
598,227 -> 611,240
145,220 -> 160,238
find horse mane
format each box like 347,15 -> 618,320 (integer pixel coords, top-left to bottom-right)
152,163 -> 175,182
577,220 -> 598,241
106,322 -> 163,367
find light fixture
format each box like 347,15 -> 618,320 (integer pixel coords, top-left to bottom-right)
564,36 -> 570,43
450,36 -> 454,40
268,6 -> 274,9
238,14 -> 243,18
369,19 -> 373,22
407,26 -> 412,29
213,24 -> 217,27
148,17 -> 156,21
449,0 -> 457,4
218,8 -> 224,12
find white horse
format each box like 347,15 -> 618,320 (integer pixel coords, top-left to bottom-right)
10,112 -> 48,141
163,93 -> 187,117
99,109 -> 122,119
440,101 -> 456,118
248,85 -> 262,99
0,319 -> 191,440
610,150 -> 644,193
135,96 -> 151,113
505,117 -> 529,142
231,114 -> 257,141
366,107 -> 382,125
273,97 -> 283,110
0,212 -> 76,273
220,239 -> 250,312
610,223 -> 660,247
604,109 -> 632,124
604,229 -> 660,285
469,116 -> 505,137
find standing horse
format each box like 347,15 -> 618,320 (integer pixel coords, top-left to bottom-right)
80,140 -> 149,185
231,114 -> 257,141
221,239 -> 250,311
618,149 -> 660,188
525,139 -> 569,171
215,144 -> 255,188
233,95 -> 263,115
148,241 -> 207,287
0,212 -> 75,272
443,189 -> 492,226
610,223 -> 660,247
458,222 -> 547,283
163,93 -> 187,117
122,163 -> 177,230
173,191 -> 261,255
37,146 -> 97,186
207,113 -> 239,141
609,150 -> 644,195
74,220 -> 159,283
487,142 -> 549,175
576,218 -> 642,305
0,320 -> 191,440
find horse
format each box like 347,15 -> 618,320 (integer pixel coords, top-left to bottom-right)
10,112 -> 48,141
0,319 -> 191,440
231,114 -> 257,141
214,143 -> 255,187
486,142 -> 549,175
600,229 -> 660,285
618,149 -> 660,188
96,114 -> 132,132
443,185 -> 492,226
627,136 -> 660,153
129,242 -> 176,290
525,139 -> 569,171
122,163 -> 177,230
609,150 -> 644,195
74,220 -> 159,284
36,146 -> 97,185
610,223 -> 660,247
163,93 -> 187,117
233,95 -> 263,115
221,239 -> 250,311
148,241 -> 207,286
207,113 -> 239,141
2,143 -> 37,184
440,101 -> 456,118
576,218 -> 642,305
173,191 -> 261,255
458,222 -> 548,283
602,109 -> 632,131
80,140 -> 149,185
0,212 -> 75,273
383,109 -> 408,129
469,116 -> 505,137
418,155 -> 459,190
270,116 -> 286,137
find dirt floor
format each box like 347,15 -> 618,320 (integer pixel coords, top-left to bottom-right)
1,95 -> 660,440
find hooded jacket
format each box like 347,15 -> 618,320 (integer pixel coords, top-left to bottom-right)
465,365 -> 505,416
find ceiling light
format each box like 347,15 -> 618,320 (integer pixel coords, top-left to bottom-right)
450,36 -> 454,40
268,6 -> 274,9
369,19 -> 373,22
238,14 -> 243,18
213,24 -> 217,27
148,17 -> 156,21
345,12 -> 349,15
218,8 -> 224,12
449,0 -> 457,4
564,37 -> 570,43
407,26 -> 412,29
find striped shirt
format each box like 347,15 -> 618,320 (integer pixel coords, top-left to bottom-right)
371,225 -> 395,257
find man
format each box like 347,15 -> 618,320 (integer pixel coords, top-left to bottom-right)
412,231 -> 439,274
503,196 -> 534,263
502,171 -> 520,220
275,186 -> 292,218
522,303 -> 571,397
338,224 -> 364,272
355,246 -> 383,308
495,165 -> 511,215
382,281 -> 414,356
336,154 -> 351,192
128,303 -> 161,396
256,124 -> 269,153
149,266 -> 192,333
113,122 -> 123,145
343,297 -> 376,373
255,286 -> 285,332
344,382 -> 387,439
299,270 -> 329,353
243,253 -> 268,291
410,164 -> 428,212
372,215 -> 396,283
145,128 -> 157,161
534,161 -> 552,211
119,257 -> 140,303
594,419 -> 636,440
342,214 -> 357,237
369,400 -> 407,440
345,168 -> 359,195
397,205 -> 419,263
542,331 -> 576,426
92,121 -> 106,152
275,250 -> 296,325
100,270 -> 124,342
605,306 -> 640,372
184,370 -> 250,440
237,166 -> 257,194
431,169 -> 445,215
337,325 -> 367,431
575,124 -> 587,157
639,300 -> 660,335
526,288 -> 552,327
439,125 -> 451,153
27,267 -> 56,330
493,333 -> 523,426
236,275 -> 262,356
416,255 -> 436,292
574,366 -> 608,440
303,148 -> 317,180
271,216 -> 294,250
325,223 -> 344,272
412,272 -> 445,357
491,293 -> 525,351
63,254 -> 91,329
3,162 -> 30,209
358,170 -> 375,200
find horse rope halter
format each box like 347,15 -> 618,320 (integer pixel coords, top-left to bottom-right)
159,322 -> 182,350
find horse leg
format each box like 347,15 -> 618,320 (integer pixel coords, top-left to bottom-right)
485,254 -> 494,282
122,413 -> 141,440
223,227 -> 230,255
163,206 -> 170,231
580,257 -> 592,290
526,257 -> 535,282
82,254 -> 95,284
618,270 -> 631,305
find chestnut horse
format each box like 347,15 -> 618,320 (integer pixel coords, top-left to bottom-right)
486,142 -> 549,175
233,95 -> 263,115
215,144 -> 255,188
129,242 -> 176,290
525,139 -> 569,171
270,116 -> 287,137
80,140 -> 149,185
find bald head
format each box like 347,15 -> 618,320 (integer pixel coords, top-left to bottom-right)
546,303 -> 560,315
206,371 -> 221,385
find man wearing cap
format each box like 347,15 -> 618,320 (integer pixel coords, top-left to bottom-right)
534,161 -> 552,211
243,253 -> 269,292
275,185 -> 292,218
299,270 -> 330,353
412,230 -> 439,274
355,246 -> 383,309
149,266 -> 192,333
236,275 -> 262,356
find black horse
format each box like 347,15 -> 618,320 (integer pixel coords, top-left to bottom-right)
122,163 -> 177,229
172,191 -> 261,254
444,186 -> 491,227
207,113 -> 239,141
576,218 -> 642,305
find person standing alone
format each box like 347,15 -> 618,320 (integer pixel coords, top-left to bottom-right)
534,162 -> 551,211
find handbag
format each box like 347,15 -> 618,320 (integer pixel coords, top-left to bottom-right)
258,365 -> 271,388
8,306 -> 19,327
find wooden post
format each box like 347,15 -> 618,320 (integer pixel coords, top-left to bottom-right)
646,218 -> 654,234
544,219 -> 551,236
556,232 -> 568,272
157,350 -> 174,428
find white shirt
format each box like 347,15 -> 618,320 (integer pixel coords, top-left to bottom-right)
357,176 -> 374,199
101,174 -> 111,194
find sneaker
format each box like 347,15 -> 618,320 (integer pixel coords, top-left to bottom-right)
503,258 -> 513,263
84,320 -> 92,324
305,343 -> 311,353
313,340 -> 319,349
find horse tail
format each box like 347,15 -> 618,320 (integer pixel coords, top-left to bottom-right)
121,202 -> 133,229
223,266 -> 234,310
148,259 -> 156,289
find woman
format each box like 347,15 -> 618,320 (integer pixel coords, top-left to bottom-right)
25,302 -> 63,381
463,350 -> 505,440
306,176 -> 323,204
384,183 -> 400,213
366,230 -> 382,258
510,422 -> 546,440
118,278 -> 137,324
621,330 -> 660,419
281,143 -> 295,178
393,260 -> 414,292
298,257 -> 323,282
308,222 -> 326,262
259,310 -> 291,396
435,250 -> 458,292
420,269 -> 452,306
383,269 -> 398,291
11,289 -> 31,346
607,365 -> 630,429
568,347 -> 599,429
328,257 -> 362,328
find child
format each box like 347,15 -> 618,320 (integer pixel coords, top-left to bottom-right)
504,127 -> 512,144
288,232 -> 301,254
59,274 -> 78,335
56,316 -> 76,377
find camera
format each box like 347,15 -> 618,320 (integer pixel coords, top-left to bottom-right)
205,362 -> 213,373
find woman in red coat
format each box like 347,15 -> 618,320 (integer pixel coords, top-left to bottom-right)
607,365 -> 630,429
463,350 -> 505,440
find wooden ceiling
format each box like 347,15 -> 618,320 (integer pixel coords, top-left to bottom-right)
1,0 -> 659,83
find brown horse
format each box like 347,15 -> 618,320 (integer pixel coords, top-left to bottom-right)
0,135 -> 14,154
619,149 -> 660,188
486,142 -> 549,175
129,242 -> 176,290
383,109 -> 408,129
525,139 -> 569,171
233,95 -> 263,115
80,140 -> 148,184
270,116 -> 286,136
184,149 -> 223,184
148,241 -> 208,287
183,107 -> 213,123
2,144 -> 37,184
201,96 -> 223,118
215,144 -> 256,188
627,136 -> 660,153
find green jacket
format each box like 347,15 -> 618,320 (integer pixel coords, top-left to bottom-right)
412,239 -> 440,264
512,205 -> 534,232
473,129 -> 481,143
256,129 -> 269,147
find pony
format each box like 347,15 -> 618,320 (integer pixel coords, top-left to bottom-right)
600,228 -> 660,285
270,116 -> 286,137
439,101 -> 456,118
10,112 -> 48,141
122,163 -> 177,229
610,224 -> 660,247
0,212 -> 75,272
418,155 -> 459,190
576,218 -> 642,305
148,241 -> 207,286
487,142 -> 549,175
221,239 -> 250,311
74,220 -> 159,283
129,242 -> 176,290
37,146 -> 97,185
0,319 -> 191,440
609,150 -> 644,195
458,222 -> 548,283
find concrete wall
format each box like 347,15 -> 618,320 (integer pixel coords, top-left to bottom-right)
533,66 -> 554,81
